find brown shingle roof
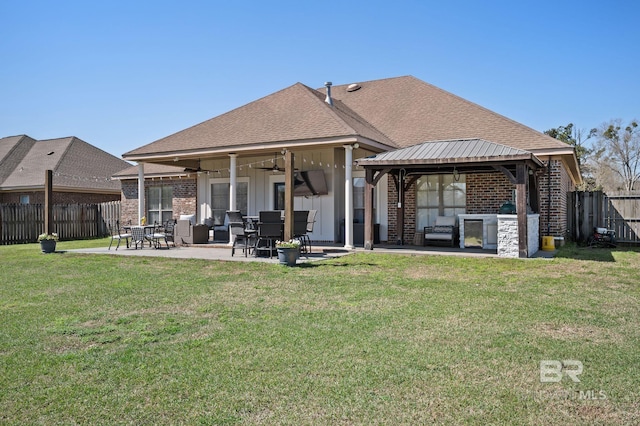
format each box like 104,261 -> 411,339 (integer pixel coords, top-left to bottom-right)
0,135 -> 131,192
123,83 -> 395,158
329,76 -> 570,152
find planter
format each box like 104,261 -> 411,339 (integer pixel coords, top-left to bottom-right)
277,247 -> 299,266
40,240 -> 57,253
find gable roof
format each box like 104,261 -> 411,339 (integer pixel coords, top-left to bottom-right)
123,83 -> 396,160
121,75 -> 580,183
328,76 -> 571,154
0,135 -> 131,193
355,138 -> 543,167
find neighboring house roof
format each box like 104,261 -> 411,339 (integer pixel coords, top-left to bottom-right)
123,83 -> 396,160
112,163 -> 189,180
0,135 -> 131,193
355,139 -> 544,167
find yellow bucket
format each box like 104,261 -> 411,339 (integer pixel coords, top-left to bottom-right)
541,236 -> 555,251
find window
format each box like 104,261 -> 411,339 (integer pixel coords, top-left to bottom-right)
20,195 -> 30,204
354,177 -> 376,223
147,186 -> 173,225
211,182 -> 248,225
274,182 -> 285,211
416,174 -> 466,229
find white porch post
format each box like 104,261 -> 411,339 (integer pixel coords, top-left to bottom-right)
228,153 -> 237,245
137,162 -> 145,225
344,145 -> 354,249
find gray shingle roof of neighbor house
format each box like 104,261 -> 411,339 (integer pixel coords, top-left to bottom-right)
0,135 -> 131,192
123,82 -> 396,159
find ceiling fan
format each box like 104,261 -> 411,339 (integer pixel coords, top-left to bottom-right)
257,153 -> 286,172
184,159 -> 218,173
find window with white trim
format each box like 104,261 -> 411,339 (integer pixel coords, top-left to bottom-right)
147,186 -> 173,225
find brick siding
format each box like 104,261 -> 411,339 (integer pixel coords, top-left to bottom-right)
120,177 -> 197,225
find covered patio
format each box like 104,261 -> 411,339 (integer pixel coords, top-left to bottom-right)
355,139 -> 545,258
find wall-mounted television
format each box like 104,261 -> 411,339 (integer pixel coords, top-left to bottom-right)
293,170 -> 328,196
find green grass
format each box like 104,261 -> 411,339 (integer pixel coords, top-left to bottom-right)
1,240 -> 639,425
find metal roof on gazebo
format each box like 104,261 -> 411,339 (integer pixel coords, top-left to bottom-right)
355,138 -> 543,167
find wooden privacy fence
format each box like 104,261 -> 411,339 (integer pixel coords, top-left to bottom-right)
0,201 -> 121,245
568,191 -> 640,244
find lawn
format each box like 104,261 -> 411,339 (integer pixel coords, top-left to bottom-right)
1,240 -> 638,425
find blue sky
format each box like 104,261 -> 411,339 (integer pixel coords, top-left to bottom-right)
2,0 -> 638,159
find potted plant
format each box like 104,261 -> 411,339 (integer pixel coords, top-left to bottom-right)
37,233 -> 59,253
276,239 -> 301,266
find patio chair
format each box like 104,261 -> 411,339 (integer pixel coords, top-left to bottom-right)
108,220 -> 131,250
129,226 -> 146,249
153,220 -> 176,249
227,211 -> 257,257
293,210 -> 310,255
254,211 -> 283,258
302,209 -> 317,254
255,222 -> 283,258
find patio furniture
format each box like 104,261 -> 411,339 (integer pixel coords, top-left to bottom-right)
151,220 -> 176,249
129,226 -> 147,249
108,220 -> 131,250
175,220 -> 209,245
228,211 -> 257,257
254,211 -> 284,258
211,212 -> 229,242
293,210 -> 310,255
423,216 -> 458,247
301,209 -> 317,254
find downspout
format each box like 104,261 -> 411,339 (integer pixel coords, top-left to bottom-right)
138,163 -> 145,225
547,157 -> 552,236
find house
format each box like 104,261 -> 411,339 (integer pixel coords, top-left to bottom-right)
0,135 -> 131,204
120,76 -> 581,256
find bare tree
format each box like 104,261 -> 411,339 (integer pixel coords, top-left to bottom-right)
592,119 -> 640,192
545,123 -> 597,190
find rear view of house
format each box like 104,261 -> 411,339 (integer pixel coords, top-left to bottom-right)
119,76 -> 581,257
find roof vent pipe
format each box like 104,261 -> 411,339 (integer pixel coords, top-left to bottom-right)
324,81 -> 333,106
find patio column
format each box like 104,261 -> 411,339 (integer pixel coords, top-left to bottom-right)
284,150 -> 294,241
137,163 -> 145,225
229,153 -> 237,245
516,163 -> 528,258
344,144 -> 355,249
364,168 -> 375,250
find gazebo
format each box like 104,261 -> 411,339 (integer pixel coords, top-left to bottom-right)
355,139 -> 545,258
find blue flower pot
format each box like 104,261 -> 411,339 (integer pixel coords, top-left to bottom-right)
277,247 -> 299,266
40,240 -> 57,253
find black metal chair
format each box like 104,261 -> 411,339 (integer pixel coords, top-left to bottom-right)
108,220 -> 131,250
